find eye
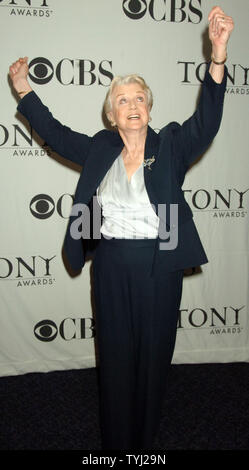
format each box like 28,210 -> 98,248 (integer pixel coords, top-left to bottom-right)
119,97 -> 127,104
28,57 -> 54,84
30,194 -> 55,219
34,320 -> 58,342
137,95 -> 144,101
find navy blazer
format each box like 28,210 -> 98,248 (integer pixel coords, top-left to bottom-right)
17,62 -> 227,275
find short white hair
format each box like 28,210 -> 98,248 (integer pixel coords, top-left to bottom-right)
104,74 -> 153,119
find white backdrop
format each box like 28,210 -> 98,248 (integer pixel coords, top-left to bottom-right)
1,0 -> 248,376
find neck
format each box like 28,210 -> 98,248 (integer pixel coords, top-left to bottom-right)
118,127 -> 147,158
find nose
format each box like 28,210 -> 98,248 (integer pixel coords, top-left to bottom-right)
129,98 -> 137,109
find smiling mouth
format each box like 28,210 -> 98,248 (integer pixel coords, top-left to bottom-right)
127,114 -> 140,120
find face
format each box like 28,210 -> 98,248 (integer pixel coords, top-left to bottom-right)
108,82 -> 150,133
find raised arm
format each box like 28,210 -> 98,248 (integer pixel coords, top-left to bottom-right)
9,57 -> 92,167
208,6 -> 234,84
172,6 -> 234,174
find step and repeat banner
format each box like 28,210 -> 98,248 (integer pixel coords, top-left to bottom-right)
1,0 -> 248,376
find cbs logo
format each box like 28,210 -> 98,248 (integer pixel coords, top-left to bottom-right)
34,318 -> 95,342
28,57 -> 113,86
122,0 -> 202,23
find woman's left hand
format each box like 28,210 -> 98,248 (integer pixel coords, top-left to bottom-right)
208,6 -> 234,56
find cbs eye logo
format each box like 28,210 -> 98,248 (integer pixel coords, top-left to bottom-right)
34,320 -> 58,342
29,57 -> 54,84
30,194 -> 55,219
30,194 -> 74,219
122,0 -> 147,19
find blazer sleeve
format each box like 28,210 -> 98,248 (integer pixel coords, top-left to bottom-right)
172,61 -> 227,171
17,91 -> 92,166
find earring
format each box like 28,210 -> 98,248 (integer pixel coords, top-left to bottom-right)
111,121 -> 116,127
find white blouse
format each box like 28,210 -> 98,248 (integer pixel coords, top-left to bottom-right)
96,153 -> 160,239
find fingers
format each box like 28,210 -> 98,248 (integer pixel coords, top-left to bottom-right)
9,57 -> 28,76
208,6 -> 234,28
9,63 -> 18,76
19,56 -> 28,64
208,6 -> 225,22
9,61 -> 19,75
209,11 -> 234,36
212,17 -> 234,35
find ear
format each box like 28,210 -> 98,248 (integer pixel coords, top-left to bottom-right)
107,111 -> 117,127
107,111 -> 114,123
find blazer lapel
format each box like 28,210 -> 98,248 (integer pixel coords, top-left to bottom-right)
144,125 -> 160,158
91,130 -> 124,190
74,130 -> 123,203
143,126 -> 160,215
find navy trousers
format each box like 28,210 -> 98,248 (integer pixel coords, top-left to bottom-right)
93,237 -> 184,450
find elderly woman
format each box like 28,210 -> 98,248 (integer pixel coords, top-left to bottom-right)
9,6 -> 234,450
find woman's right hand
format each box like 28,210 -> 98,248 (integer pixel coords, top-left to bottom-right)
9,57 -> 32,99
